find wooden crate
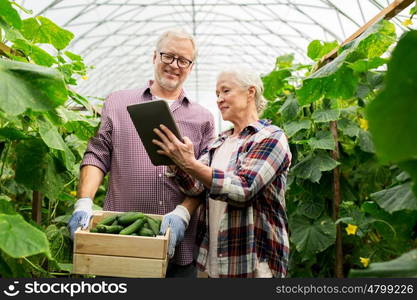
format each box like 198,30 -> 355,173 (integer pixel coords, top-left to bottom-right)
72,210 -> 170,278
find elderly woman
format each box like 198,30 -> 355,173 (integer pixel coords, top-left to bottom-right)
153,67 -> 291,278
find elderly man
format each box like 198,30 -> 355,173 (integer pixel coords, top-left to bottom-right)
68,29 -> 215,277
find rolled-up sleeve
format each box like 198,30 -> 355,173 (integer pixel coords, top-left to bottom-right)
209,130 -> 291,207
80,101 -> 113,174
174,111 -> 215,196
174,147 -> 211,196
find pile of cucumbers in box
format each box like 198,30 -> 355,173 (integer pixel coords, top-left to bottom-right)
90,212 -> 161,237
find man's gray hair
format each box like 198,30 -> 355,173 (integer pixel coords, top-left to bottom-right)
217,66 -> 267,115
156,29 -> 198,60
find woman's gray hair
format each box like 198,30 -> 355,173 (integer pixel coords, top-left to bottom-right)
217,66 -> 267,115
156,29 -> 198,60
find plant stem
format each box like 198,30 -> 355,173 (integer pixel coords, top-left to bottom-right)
330,120 -> 344,278
0,142 -> 10,181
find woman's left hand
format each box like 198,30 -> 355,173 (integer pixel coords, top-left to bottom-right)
152,124 -> 196,170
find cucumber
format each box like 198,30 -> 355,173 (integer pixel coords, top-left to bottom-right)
119,218 -> 146,235
90,227 -> 98,233
96,224 -> 124,234
117,212 -> 145,225
96,224 -> 107,233
146,217 -> 161,235
138,227 -> 155,237
97,214 -> 119,226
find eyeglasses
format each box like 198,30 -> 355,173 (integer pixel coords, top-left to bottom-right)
159,52 -> 193,69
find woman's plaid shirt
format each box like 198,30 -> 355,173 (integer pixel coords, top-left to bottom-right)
175,119 -> 291,277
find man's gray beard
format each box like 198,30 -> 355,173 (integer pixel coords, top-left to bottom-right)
159,77 -> 180,91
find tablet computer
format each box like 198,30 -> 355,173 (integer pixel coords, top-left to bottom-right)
127,100 -> 182,166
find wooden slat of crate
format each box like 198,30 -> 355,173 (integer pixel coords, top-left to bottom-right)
74,230 -> 168,259
73,253 -> 168,278
74,211 -> 169,259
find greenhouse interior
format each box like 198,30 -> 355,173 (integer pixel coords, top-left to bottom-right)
0,0 -> 416,280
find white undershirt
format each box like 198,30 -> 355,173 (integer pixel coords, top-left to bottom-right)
206,135 -> 272,278
155,97 -> 176,107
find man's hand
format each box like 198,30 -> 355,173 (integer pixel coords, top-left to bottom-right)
159,205 -> 191,259
67,197 -> 93,239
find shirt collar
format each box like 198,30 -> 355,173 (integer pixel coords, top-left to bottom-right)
141,80 -> 191,104
210,119 -> 271,150
219,119 -> 271,139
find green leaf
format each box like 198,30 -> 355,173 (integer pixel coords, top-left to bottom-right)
12,39 -> 56,67
0,0 -> 22,29
290,214 -> 336,259
283,119 -> 311,137
275,54 -> 294,69
64,51 -> 82,62
361,201 -> 417,242
371,182 -> 417,213
15,138 -> 49,190
308,131 -> 335,150
292,151 -> 340,183
0,127 -> 28,140
307,40 -> 338,61
299,198 -> 324,219
21,16 -> 74,50
46,225 -> 72,263
0,214 -> 51,258
41,154 -> 67,200
297,21 -> 394,105
399,160 -> 417,197
0,17 -> 24,42
367,31 -> 417,163
262,69 -> 291,101
56,107 -> 98,127
278,95 -> 299,122
337,118 -> 359,137
0,59 -> 68,115
0,197 -> 15,214
65,121 -> 97,141
65,134 -> 87,159
356,83 -> 371,99
311,109 -> 340,123
348,57 -> 388,72
353,21 -> 396,59
358,130 -> 375,153
349,249 -> 417,277
37,118 -> 76,172
297,66 -> 359,105
37,118 -> 66,151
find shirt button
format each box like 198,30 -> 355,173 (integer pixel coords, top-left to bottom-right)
158,173 -> 162,177
159,201 -> 163,205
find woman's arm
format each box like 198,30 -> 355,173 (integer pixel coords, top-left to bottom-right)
154,124 -> 213,193
209,130 -> 291,207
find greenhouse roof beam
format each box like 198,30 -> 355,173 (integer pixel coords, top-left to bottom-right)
284,0 -> 342,41
68,18 -> 318,26
50,2 -> 332,10
320,0 -> 362,27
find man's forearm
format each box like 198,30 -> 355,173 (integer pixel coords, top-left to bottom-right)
77,165 -> 105,199
181,196 -> 202,216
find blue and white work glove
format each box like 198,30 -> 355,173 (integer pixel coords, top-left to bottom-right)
67,197 -> 93,240
160,205 -> 190,259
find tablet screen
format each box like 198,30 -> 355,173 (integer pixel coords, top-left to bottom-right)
127,100 -> 182,166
